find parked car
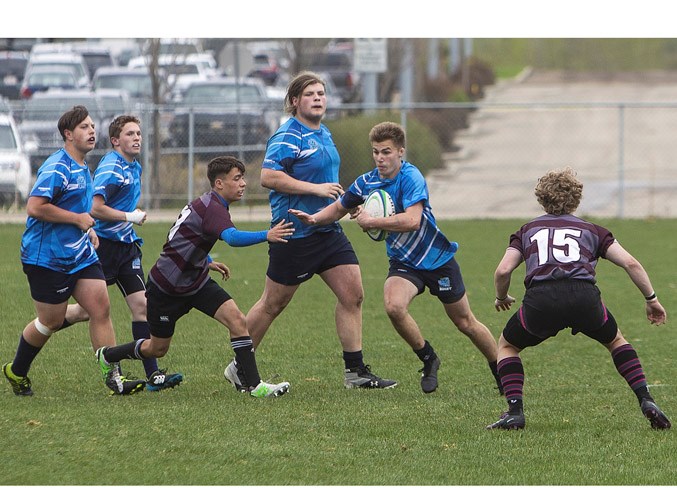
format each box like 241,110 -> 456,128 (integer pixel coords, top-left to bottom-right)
0,51 -> 29,99
165,77 -> 277,154
92,66 -> 155,103
71,43 -> 116,79
19,90 -> 106,171
24,52 -> 90,90
247,53 -> 284,86
0,112 -> 32,203
95,88 -> 132,145
304,50 -> 361,103
20,65 -> 77,99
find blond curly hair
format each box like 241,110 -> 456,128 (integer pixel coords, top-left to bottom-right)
534,167 -> 583,215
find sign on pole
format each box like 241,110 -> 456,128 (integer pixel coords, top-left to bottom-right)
354,38 -> 387,73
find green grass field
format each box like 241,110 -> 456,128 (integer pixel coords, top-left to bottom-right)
1,218 -> 675,485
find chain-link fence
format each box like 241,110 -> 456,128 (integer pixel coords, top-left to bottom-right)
11,99 -> 677,219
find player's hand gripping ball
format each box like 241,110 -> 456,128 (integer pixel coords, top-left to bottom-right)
363,189 -> 395,241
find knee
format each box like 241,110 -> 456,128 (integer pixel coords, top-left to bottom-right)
384,299 -> 408,323
145,340 -> 169,358
339,288 -> 364,311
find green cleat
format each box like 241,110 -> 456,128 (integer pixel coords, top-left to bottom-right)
249,380 -> 290,398
3,362 -> 33,396
95,347 -> 145,395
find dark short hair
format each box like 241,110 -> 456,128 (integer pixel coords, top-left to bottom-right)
109,115 -> 141,146
284,71 -> 326,116
207,156 -> 246,187
57,105 -> 90,141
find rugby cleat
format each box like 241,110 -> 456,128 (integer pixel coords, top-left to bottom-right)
419,356 -> 440,394
95,347 -> 145,395
344,364 -> 397,389
640,398 -> 671,430
146,369 -> 184,392
249,380 -> 290,398
486,411 -> 526,430
3,362 -> 33,396
224,359 -> 247,392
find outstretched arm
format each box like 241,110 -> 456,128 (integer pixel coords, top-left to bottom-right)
220,220 -> 295,247
288,200 -> 350,226
604,242 -> 666,325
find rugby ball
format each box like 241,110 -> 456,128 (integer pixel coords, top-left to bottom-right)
363,189 -> 395,241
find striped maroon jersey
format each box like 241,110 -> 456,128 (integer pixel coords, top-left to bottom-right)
508,214 -> 616,288
149,191 -> 234,295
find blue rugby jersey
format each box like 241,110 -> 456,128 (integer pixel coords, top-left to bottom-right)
262,117 -> 341,238
92,151 -> 143,244
508,213 -> 616,288
20,149 -> 98,273
343,161 -> 458,270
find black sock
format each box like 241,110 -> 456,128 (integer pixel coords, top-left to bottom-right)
132,321 -> 158,378
414,340 -> 436,363
11,335 -> 42,377
59,318 -> 74,330
343,350 -> 364,370
232,336 -> 260,387
103,340 -> 145,363
489,360 -> 503,391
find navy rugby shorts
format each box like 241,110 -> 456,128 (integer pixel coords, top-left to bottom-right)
23,262 -> 105,304
387,257 -> 466,304
266,231 -> 359,286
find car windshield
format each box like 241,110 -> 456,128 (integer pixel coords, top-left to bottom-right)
24,96 -> 100,121
183,84 -> 263,104
0,124 -> 17,149
0,58 -> 27,78
32,61 -> 86,80
28,71 -> 76,86
81,53 -> 114,78
163,64 -> 199,76
95,75 -> 152,98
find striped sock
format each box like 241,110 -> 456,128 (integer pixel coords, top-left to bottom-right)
498,356 -> 524,413
611,343 -> 651,403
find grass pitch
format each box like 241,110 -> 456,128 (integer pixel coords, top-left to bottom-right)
1,218 -> 675,485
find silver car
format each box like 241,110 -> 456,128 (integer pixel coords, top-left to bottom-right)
0,112 -> 32,203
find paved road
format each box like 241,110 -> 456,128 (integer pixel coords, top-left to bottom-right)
427,69 -> 677,219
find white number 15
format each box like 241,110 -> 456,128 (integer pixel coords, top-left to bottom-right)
530,228 -> 582,265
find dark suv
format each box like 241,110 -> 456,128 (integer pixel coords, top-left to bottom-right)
305,51 -> 361,103
0,51 -> 29,100
166,77 -> 278,155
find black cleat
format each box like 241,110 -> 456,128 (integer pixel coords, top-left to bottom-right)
419,356 -> 440,394
344,365 -> 397,389
486,411 -> 525,430
641,399 -> 671,430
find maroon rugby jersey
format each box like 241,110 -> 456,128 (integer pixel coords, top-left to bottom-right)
508,214 -> 616,288
149,191 -> 234,295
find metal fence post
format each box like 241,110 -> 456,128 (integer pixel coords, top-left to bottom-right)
618,104 -> 625,219
188,109 -> 194,202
